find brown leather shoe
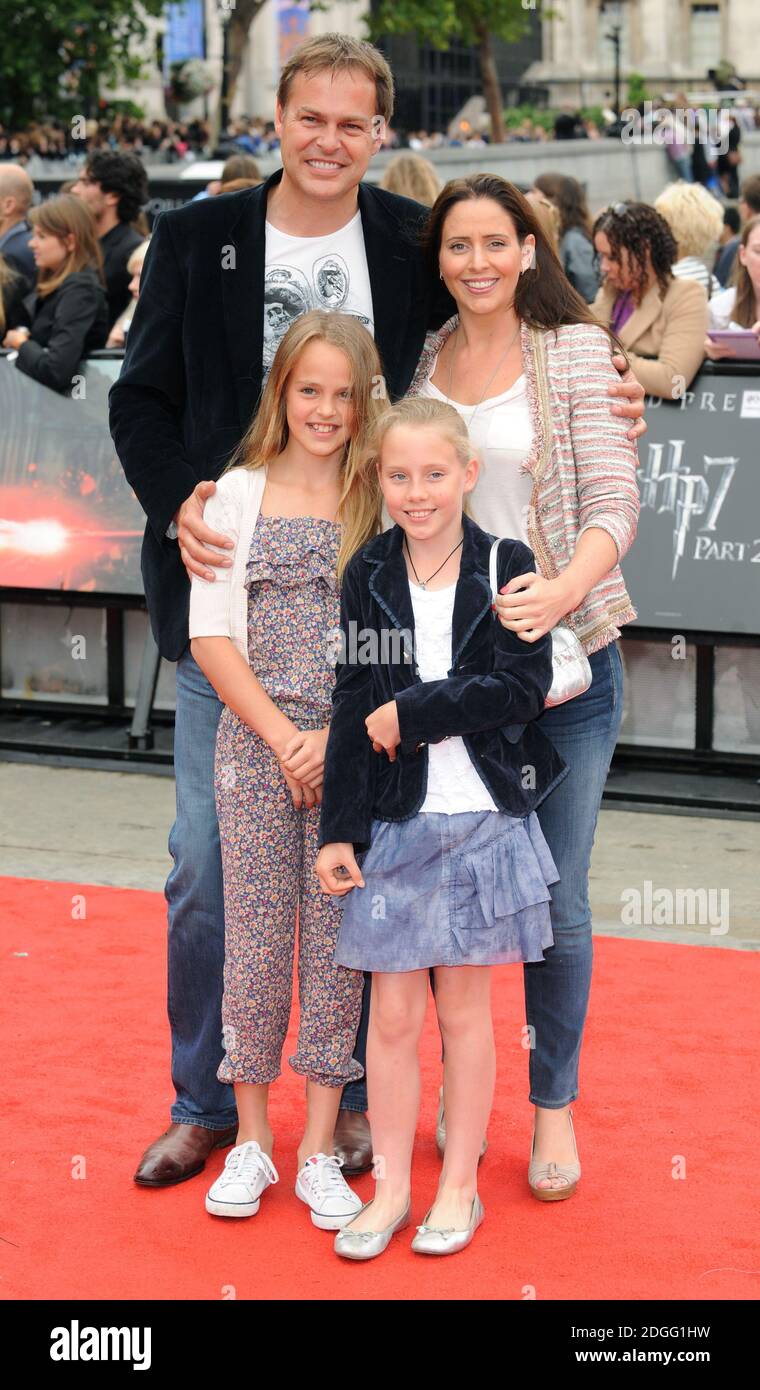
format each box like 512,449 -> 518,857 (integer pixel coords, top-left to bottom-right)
133,1123 -> 238,1187
332,1110 -> 373,1175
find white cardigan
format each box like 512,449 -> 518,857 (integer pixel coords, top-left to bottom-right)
188,464 -> 268,664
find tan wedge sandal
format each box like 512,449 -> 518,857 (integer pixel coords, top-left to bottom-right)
528,1107 -> 580,1202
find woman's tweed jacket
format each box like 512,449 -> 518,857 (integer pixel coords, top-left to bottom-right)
408,315 -> 640,654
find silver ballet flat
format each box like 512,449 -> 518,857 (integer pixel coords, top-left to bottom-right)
435,1086 -> 488,1162
333,1200 -> 411,1261
411,1193 -> 485,1256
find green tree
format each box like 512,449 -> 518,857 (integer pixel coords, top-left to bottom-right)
0,0 -> 165,129
366,0 -> 539,143
626,71 -> 651,109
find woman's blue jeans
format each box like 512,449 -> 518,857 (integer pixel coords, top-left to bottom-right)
166,650 -> 369,1128
526,640 -> 624,1108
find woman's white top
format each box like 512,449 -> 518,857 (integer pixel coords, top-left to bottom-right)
409,579 -> 499,814
708,286 -> 741,330
417,349 -> 534,547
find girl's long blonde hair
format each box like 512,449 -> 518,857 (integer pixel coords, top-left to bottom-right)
362,395 -> 476,519
225,310 -> 386,580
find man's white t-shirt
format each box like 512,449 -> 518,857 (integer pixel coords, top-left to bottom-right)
262,209 -> 375,376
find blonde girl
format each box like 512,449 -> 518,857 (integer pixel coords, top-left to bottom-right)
189,310 -> 384,1230
316,397 -> 567,1259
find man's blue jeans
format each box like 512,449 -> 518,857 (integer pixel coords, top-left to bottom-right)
167,650 -> 369,1128
526,641 -> 624,1108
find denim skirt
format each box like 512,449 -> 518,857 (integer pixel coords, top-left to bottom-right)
333,809 -> 559,972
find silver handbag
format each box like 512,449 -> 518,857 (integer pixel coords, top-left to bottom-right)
488,538 -> 592,709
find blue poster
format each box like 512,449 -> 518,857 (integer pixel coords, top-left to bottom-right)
164,0 -> 206,76
278,2 -> 310,68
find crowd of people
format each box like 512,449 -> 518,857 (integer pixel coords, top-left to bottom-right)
0,116 -> 213,164
3,91 -> 760,170
0,148 -> 272,388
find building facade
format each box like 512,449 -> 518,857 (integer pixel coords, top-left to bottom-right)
107,0 -> 541,134
525,0 -> 760,106
106,0 -> 759,130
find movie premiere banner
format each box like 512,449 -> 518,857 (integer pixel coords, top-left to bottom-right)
622,368 -> 760,637
2,356 -> 759,635
0,354 -> 144,595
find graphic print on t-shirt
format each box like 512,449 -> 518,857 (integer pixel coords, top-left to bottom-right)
263,255 -> 373,372
263,213 -> 375,378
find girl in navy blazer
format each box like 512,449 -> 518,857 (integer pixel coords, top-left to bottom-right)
316,396 -> 567,1260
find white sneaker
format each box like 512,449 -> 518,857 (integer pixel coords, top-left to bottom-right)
205,1141 -> 279,1218
295,1153 -> 363,1230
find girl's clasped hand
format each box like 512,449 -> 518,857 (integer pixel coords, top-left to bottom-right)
277,726 -> 329,808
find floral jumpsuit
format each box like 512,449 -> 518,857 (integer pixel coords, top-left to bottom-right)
213,513 -> 365,1089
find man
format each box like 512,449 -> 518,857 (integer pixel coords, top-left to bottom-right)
110,33 -> 645,1190
715,174 -> 760,286
717,114 -> 741,200
0,164 -> 36,292
72,151 -> 148,326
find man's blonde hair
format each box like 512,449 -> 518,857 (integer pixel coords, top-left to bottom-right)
277,33 -> 394,124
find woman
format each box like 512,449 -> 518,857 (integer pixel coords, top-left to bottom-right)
654,180 -> 723,297
407,173 -> 640,1198
706,215 -> 760,357
2,193 -> 108,391
533,172 -> 600,302
592,201 -> 708,398
525,190 -> 560,256
0,253 -> 27,339
106,237 -> 150,348
380,152 -> 441,207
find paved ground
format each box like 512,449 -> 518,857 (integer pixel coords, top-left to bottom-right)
1,762 -> 757,949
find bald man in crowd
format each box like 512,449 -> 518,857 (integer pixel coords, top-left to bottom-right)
0,165 -> 36,293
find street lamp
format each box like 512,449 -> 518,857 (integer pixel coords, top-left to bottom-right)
216,0 -> 234,139
603,1 -> 623,117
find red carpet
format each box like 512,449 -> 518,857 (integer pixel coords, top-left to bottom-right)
2,874 -> 758,1301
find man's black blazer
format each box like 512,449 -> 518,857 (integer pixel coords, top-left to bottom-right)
109,167 -> 455,661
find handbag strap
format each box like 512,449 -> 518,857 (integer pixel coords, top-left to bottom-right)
488,536 -> 501,605
488,535 -> 575,638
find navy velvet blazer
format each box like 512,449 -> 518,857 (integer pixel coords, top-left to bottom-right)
318,513 -> 568,856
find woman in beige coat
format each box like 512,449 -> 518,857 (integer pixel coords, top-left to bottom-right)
592,201 -> 708,398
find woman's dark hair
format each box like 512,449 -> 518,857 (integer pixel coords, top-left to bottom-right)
592,201 -> 677,303
421,172 -> 620,346
723,203 -> 741,236
534,172 -> 592,242
84,150 -> 148,225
